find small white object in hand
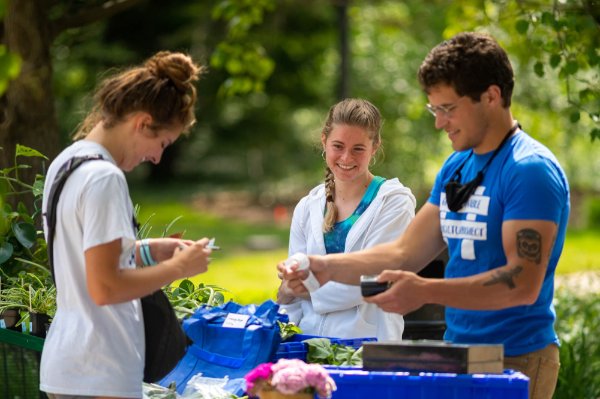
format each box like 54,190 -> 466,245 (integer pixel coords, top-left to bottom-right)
283,253 -> 320,292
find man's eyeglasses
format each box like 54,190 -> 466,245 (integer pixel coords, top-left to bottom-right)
425,102 -> 458,118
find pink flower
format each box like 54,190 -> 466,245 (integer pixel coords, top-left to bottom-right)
271,366 -> 311,394
245,362 -> 273,393
245,359 -> 337,399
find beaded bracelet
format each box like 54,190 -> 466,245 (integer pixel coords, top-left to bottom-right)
140,238 -> 157,266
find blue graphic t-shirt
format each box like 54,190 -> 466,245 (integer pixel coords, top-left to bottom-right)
428,130 -> 570,356
324,176 -> 386,254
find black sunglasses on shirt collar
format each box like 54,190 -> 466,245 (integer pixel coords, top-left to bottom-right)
444,123 -> 520,212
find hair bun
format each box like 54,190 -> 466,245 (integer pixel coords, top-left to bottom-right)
145,51 -> 203,92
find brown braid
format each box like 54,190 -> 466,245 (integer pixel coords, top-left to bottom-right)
323,166 -> 337,232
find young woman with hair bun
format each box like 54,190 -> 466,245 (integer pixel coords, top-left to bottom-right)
40,51 -> 212,399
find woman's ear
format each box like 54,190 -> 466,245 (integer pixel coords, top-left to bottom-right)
371,140 -> 380,156
321,133 -> 327,149
133,112 -> 154,134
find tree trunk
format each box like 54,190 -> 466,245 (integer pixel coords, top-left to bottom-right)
0,0 -> 58,210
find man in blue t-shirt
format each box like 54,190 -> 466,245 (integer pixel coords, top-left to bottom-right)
278,32 -> 569,399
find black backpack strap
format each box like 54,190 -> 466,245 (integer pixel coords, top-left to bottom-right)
44,154 -> 104,285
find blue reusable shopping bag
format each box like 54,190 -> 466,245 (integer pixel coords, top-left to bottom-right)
159,299 -> 288,394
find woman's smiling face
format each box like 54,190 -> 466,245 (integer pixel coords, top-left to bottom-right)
322,123 -> 378,183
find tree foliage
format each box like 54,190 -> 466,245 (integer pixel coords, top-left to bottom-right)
2,0 -> 599,207
0,44 -> 20,97
0,0 -> 19,98
440,0 -> 599,192
210,0 -> 276,96
512,0 -> 600,142
446,0 -> 599,142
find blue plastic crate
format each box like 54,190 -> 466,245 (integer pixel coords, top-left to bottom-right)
324,366 -> 529,399
274,334 -> 377,361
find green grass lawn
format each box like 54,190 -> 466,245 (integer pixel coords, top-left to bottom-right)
195,249 -> 288,305
131,185 -> 600,304
556,228 -> 600,274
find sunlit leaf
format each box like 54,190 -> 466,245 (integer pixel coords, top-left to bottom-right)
225,58 -> 244,75
15,144 -> 48,160
0,46 -> 21,96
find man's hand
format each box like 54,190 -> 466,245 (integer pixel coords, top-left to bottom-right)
363,270 -> 431,315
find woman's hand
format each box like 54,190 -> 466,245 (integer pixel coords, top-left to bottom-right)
276,279 -> 310,303
276,255 -> 329,296
143,237 -> 195,263
168,237 -> 213,279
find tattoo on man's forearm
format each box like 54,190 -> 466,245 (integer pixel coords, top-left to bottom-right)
483,266 -> 524,289
517,229 -> 542,264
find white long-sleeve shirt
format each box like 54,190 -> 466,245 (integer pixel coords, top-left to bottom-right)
281,178 -> 416,341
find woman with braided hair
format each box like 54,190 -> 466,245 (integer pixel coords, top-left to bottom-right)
277,98 -> 416,340
40,51 -> 212,399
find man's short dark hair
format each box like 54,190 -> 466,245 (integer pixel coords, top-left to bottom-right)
418,32 -> 514,107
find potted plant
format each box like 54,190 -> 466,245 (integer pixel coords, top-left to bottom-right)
0,272 -> 56,337
245,359 -> 337,399
0,145 -> 55,337
1,307 -> 21,331
26,272 -> 56,337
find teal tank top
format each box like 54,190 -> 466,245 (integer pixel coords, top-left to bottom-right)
324,176 -> 386,254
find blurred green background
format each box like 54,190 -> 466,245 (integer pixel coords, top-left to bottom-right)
2,0 -> 599,207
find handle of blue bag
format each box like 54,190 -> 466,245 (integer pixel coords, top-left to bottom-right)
187,327 -> 255,369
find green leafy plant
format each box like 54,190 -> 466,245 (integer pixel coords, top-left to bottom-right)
305,338 -> 363,366
278,320 -> 302,341
142,382 -> 179,399
0,144 -> 48,279
0,271 -> 56,328
135,205 -> 185,239
163,278 -> 226,320
553,288 -> 600,399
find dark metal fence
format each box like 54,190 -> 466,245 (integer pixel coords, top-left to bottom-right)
0,327 -> 47,399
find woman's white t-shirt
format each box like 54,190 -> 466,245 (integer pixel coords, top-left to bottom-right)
40,140 -> 144,397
